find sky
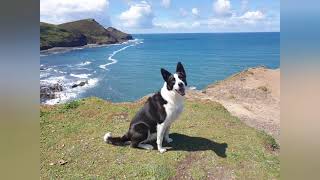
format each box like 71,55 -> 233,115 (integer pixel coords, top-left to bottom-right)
40,0 -> 280,33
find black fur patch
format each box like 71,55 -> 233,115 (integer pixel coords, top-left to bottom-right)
161,68 -> 175,90
176,62 -> 187,86
106,92 -> 168,147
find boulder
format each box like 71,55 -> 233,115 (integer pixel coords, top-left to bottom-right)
40,83 -> 63,100
71,80 -> 88,88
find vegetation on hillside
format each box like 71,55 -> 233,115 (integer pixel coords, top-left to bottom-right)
40,97 -> 279,179
40,19 -> 133,50
40,22 -> 87,50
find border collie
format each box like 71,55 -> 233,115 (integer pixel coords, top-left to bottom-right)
103,62 -> 187,153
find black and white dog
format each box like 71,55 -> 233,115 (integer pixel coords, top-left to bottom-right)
103,62 -> 187,153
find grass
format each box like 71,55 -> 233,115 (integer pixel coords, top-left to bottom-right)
40,97 -> 280,179
40,22 -> 86,50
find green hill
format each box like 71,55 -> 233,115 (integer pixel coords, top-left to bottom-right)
40,97 -> 279,179
40,22 -> 87,50
40,19 -> 133,50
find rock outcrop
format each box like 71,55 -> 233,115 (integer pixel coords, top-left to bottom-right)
40,19 -> 133,50
40,83 -> 63,101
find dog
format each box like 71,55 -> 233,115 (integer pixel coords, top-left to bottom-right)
103,62 -> 187,153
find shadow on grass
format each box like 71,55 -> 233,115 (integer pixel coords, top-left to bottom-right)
168,133 -> 228,158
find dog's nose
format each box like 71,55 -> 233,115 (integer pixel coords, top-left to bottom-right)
178,82 -> 184,88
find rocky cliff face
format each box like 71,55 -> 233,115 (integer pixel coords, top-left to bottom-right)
106,27 -> 133,42
40,19 -> 133,50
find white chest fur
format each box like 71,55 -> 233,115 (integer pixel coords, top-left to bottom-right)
163,102 -> 183,124
160,83 -> 184,125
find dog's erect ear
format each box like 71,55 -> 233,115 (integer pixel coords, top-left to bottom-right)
176,62 -> 187,86
161,68 -> 172,82
176,62 -> 186,77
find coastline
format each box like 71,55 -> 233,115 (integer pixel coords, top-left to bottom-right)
40,66 -> 280,141
40,39 -> 137,55
186,66 -> 280,142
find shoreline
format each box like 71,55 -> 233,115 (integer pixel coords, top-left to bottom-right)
186,66 -> 280,142
40,66 -> 279,105
40,66 -> 280,141
40,39 -> 139,55
40,39 -> 144,105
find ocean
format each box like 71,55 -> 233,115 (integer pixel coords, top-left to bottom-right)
40,32 -> 280,104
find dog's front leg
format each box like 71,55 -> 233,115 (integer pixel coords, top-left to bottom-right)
157,123 -> 167,153
164,125 -> 173,143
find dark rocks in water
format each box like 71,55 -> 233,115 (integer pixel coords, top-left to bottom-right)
40,19 -> 133,50
71,80 -> 88,88
40,83 -> 63,100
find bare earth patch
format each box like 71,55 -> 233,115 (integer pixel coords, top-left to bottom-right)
186,67 -> 280,143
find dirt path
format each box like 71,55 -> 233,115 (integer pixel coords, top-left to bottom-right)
186,67 -> 280,143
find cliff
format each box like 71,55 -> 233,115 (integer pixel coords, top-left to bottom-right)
40,19 -> 133,50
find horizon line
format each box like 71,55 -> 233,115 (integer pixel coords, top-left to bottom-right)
130,31 -> 280,35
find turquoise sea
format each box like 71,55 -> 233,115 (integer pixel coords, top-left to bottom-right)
40,32 -> 279,104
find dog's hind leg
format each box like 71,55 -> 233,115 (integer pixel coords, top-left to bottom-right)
138,143 -> 154,150
129,123 -> 149,149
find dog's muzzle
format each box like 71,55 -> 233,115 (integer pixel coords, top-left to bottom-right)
176,84 -> 185,96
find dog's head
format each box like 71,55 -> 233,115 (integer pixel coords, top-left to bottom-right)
161,62 -> 187,96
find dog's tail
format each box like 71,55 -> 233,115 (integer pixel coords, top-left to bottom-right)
103,132 -> 130,146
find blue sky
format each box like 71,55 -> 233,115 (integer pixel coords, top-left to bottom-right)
40,0 -> 280,33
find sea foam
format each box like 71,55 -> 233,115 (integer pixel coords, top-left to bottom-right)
77,61 -> 92,66
99,39 -> 143,70
70,73 -> 91,79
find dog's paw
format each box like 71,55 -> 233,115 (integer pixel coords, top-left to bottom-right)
166,137 -> 173,143
158,148 -> 167,153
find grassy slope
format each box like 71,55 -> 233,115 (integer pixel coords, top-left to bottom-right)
40,97 -> 279,179
58,19 -> 117,44
40,22 -> 86,50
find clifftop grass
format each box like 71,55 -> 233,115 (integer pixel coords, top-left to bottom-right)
40,97 -> 279,179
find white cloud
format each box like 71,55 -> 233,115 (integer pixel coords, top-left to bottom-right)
155,20 -> 201,29
155,22 -> 189,29
191,21 -> 201,27
40,0 -> 109,23
213,0 -> 231,16
240,10 -> 265,24
240,11 -> 265,20
200,9 -> 269,32
192,8 -> 199,16
40,0 -> 108,15
119,1 -> 154,28
161,0 -> 171,8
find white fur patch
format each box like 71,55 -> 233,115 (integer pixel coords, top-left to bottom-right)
157,80 -> 185,152
103,132 -> 112,142
173,73 -> 184,91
